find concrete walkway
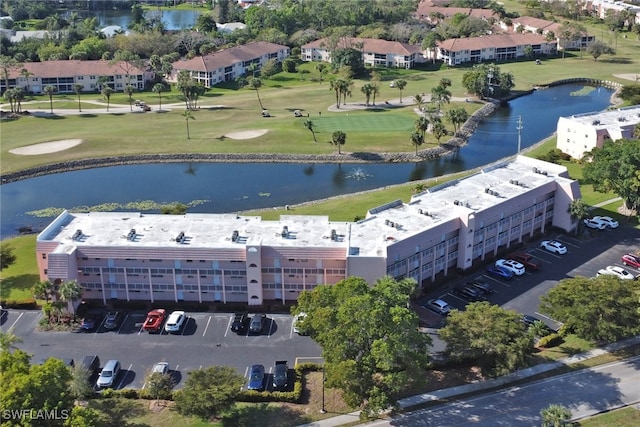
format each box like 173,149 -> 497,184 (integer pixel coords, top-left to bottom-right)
296,335 -> 640,427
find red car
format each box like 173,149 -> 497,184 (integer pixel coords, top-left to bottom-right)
621,254 -> 640,269
510,253 -> 542,271
143,309 -> 166,333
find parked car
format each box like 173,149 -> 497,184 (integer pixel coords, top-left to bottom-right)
292,312 -> 308,335
424,299 -> 450,315
80,315 -> 98,332
467,280 -> 495,295
249,314 -> 266,334
273,360 -> 289,391
521,315 -> 552,334
96,359 -> 121,389
143,309 -> 166,333
596,266 -> 635,280
152,362 -> 169,375
103,311 -> 122,330
247,364 -> 265,391
486,265 -> 514,280
540,240 -> 567,255
230,312 -> 250,334
592,216 -> 618,229
621,254 -> 640,269
509,253 -> 542,271
583,218 -> 607,230
452,286 -> 486,302
495,259 -> 525,276
164,311 -> 186,333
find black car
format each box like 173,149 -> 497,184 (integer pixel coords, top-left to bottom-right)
230,312 -> 249,334
452,286 -> 486,302
273,361 -> 289,391
103,311 -> 122,330
521,315 -> 553,333
468,280 -> 495,295
80,355 -> 101,381
249,314 -> 266,334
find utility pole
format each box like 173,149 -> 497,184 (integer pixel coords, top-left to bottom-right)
516,115 -> 523,154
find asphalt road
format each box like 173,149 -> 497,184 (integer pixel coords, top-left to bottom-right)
364,355 -> 640,426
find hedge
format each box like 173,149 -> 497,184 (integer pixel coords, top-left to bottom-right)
0,298 -> 39,309
537,333 -> 564,348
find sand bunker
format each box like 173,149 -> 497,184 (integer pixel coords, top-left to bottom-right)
9,139 -> 83,155
225,129 -> 268,140
614,74 -> 640,82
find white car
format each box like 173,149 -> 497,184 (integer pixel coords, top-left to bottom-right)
424,299 -> 450,315
293,312 -> 307,335
583,218 -> 607,230
540,240 -> 567,255
152,362 -> 169,375
164,311 -> 186,333
592,216 -> 619,229
495,259 -> 525,276
596,266 -> 635,280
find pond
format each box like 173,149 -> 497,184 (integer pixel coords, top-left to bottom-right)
0,84 -> 614,238
74,8 -> 201,31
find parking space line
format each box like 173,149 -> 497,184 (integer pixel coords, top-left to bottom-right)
482,275 -> 511,287
224,315 -> 233,338
181,317 -> 190,336
447,293 -> 468,303
117,364 -> 133,390
7,312 -> 24,331
202,316 -> 212,337
116,314 -> 129,334
268,318 -> 275,337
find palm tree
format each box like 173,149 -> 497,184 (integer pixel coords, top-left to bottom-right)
124,84 -> 135,111
432,119 -> 447,144
316,63 -> 327,84
72,84 -> 83,112
43,85 -> 55,114
410,131 -> 424,155
361,83 -> 375,106
370,71 -> 381,105
32,280 -> 53,302
249,77 -> 264,110
415,116 -> 430,139
182,110 -> 195,139
304,119 -> 317,142
413,94 -> 425,112
59,280 -> 82,317
540,404 -> 572,427
13,87 -> 24,113
153,83 -> 165,111
331,130 -> 346,154
439,78 -> 452,88
101,86 -> 113,111
20,68 -> 33,94
329,78 -> 342,108
431,85 -> 452,113
568,199 -> 589,235
395,79 -> 407,103
0,330 -> 22,352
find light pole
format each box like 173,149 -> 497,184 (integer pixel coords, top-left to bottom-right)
320,366 -> 326,413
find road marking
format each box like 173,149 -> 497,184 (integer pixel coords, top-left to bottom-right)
268,318 -> 275,337
224,315 -> 233,337
7,312 -> 24,331
116,364 -> 133,390
181,317 -> 189,336
202,316 -> 212,337
482,274 -> 511,287
116,314 -> 129,334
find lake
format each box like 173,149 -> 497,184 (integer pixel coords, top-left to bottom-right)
0,84 -> 614,238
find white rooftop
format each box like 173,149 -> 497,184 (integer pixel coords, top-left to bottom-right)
562,105 -> 640,129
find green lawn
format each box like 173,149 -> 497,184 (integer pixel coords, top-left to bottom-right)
577,406 -> 640,427
0,235 -> 38,301
313,112 -> 416,133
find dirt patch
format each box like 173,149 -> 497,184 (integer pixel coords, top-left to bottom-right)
225,129 -> 268,140
9,139 -> 83,155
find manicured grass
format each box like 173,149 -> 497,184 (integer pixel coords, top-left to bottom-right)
577,406 -> 640,427
0,235 -> 39,301
535,334 -> 594,361
313,112 -> 416,133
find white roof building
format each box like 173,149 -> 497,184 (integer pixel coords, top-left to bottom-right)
556,105 -> 640,159
37,156 -> 580,306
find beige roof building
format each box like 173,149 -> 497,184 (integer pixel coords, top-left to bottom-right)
168,41 -> 290,88
301,37 -> 424,69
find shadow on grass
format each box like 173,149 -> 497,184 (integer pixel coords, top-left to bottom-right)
36,114 -> 67,120
78,113 -> 98,118
0,274 -> 40,299
91,398 -> 147,426
221,403 -> 312,427
110,113 -> 126,116
601,57 -> 632,64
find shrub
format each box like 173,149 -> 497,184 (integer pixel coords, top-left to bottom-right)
116,389 -> 139,399
0,298 -> 39,309
101,389 -> 115,398
537,333 -> 563,348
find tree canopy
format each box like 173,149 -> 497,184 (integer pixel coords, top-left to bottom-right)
1,243 -> 17,270
294,276 -> 430,419
583,138 -> 640,213
439,302 -> 533,377
539,275 -> 640,343
174,365 -> 245,420
462,63 -> 515,99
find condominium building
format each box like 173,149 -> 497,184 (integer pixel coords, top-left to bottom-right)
556,105 -> 640,159
36,156 -> 580,306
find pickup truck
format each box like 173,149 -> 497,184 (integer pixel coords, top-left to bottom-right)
273,360 -> 289,391
509,253 -> 542,271
143,308 -> 167,333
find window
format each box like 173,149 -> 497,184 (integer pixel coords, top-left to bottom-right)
42,253 -> 47,259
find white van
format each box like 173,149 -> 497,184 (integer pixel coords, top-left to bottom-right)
97,359 -> 121,389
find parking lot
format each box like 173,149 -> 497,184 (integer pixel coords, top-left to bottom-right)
0,309 -> 321,391
420,227 -> 640,342
2,226 -> 639,391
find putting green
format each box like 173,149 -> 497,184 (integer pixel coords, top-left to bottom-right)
313,113 -> 415,133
